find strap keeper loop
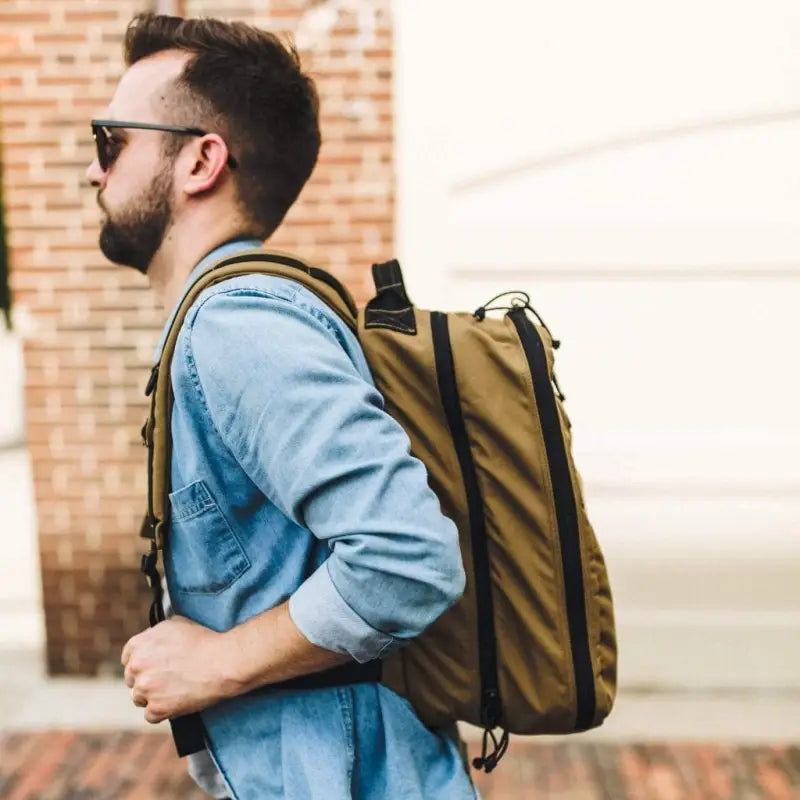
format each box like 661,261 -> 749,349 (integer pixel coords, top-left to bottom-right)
139,517 -> 166,550
140,551 -> 158,587
153,520 -> 165,550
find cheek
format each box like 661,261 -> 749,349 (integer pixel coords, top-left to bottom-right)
107,144 -> 162,195
97,189 -> 121,218
99,172 -> 143,213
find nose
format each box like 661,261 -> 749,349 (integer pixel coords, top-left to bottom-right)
85,156 -> 105,188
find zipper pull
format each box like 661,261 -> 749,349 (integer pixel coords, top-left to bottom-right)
552,372 -> 566,403
145,365 -> 159,397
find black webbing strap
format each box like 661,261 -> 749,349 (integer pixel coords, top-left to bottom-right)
364,259 -> 417,334
139,545 -> 165,627
372,259 -> 405,294
169,660 -> 384,757
140,517 -> 203,753
270,658 -> 383,694
170,713 -> 208,757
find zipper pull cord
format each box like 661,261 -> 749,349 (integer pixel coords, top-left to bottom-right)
473,290 -> 530,321
474,293 -> 567,401
472,725 -> 510,773
474,292 -> 561,350
552,371 -> 567,403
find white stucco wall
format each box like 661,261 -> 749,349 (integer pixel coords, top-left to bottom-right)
0,323 -> 43,649
0,325 -> 24,448
393,0 -> 800,689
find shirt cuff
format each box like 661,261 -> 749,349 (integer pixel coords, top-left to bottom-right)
288,561 -> 397,663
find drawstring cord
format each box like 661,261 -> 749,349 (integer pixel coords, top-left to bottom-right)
474,290 -> 566,401
472,725 -> 510,773
473,290 -> 560,349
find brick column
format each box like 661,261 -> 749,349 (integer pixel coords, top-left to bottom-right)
0,0 -> 394,675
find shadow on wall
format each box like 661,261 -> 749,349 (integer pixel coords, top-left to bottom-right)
451,106 -> 800,194
0,126 -> 23,449
0,126 -> 9,330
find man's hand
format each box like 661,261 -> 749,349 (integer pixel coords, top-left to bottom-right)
122,601 -> 350,725
121,616 -> 238,724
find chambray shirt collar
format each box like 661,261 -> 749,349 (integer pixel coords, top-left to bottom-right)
152,236 -> 264,363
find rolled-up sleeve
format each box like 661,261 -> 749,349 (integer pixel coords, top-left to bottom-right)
184,287 -> 465,662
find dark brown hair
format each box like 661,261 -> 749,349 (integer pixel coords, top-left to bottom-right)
124,13 -> 321,239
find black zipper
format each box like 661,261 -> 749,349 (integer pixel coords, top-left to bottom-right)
509,308 -> 595,731
430,312 -> 502,730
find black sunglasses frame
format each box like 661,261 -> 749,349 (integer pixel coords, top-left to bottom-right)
91,119 -> 238,172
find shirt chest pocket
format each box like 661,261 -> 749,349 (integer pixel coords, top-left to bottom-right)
167,480 -> 251,595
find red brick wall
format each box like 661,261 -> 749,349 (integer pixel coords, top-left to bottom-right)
0,0 -> 395,675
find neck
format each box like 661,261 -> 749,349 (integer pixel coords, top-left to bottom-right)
147,212 -> 259,311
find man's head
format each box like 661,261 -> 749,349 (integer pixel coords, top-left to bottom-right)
86,13 -> 321,274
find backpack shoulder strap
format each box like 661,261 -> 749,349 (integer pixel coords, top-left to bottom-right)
139,249 -> 362,757
142,247 -> 357,554
175,248 -> 359,343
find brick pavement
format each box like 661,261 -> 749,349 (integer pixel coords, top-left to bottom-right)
1,733 -> 798,799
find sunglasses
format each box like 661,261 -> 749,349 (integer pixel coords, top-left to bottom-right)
91,119 -> 238,172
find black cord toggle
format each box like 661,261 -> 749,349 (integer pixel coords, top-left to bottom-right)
471,725 -> 510,773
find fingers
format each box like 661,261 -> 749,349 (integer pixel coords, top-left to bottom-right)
124,664 -> 135,688
129,682 -> 166,723
122,632 -> 143,686
121,639 -> 132,668
121,628 -> 149,667
131,687 -> 147,708
120,630 -> 172,725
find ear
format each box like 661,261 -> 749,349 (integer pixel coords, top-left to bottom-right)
182,134 -> 232,196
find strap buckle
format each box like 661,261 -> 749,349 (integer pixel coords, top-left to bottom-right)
145,365 -> 159,397
139,516 -> 165,549
140,546 -> 165,626
140,550 -> 159,587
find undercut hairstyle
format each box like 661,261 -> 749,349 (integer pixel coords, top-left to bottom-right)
124,13 -> 321,239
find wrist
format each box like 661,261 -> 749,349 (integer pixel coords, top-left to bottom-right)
216,625 -> 258,699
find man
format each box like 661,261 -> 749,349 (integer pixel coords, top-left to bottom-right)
85,13 -> 476,800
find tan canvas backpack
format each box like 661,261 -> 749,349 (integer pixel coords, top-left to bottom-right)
139,249 -> 617,772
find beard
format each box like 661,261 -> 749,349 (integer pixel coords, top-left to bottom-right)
98,165 -> 174,275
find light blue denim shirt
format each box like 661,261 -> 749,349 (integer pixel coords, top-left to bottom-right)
155,239 -> 477,800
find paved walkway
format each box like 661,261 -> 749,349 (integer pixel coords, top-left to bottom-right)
2,648 -> 800,797
1,731 -> 798,799
1,645 -> 799,799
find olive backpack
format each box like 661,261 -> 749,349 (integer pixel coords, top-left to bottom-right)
139,249 -> 617,772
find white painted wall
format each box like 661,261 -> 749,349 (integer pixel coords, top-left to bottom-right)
0,325 -> 24,449
0,323 -> 43,649
0,447 -> 44,649
393,0 -> 800,689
